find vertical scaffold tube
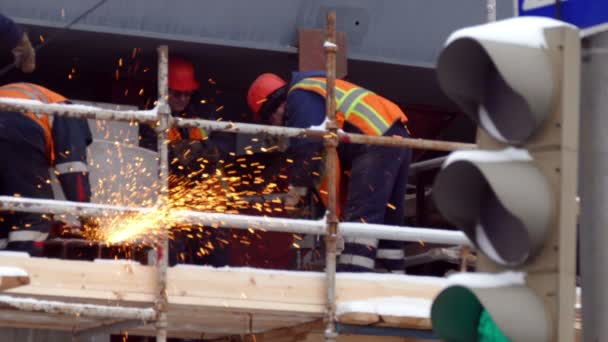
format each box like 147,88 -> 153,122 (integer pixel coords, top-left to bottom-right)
323,10 -> 339,342
155,45 -> 170,342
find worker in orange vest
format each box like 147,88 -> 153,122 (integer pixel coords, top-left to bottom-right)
139,57 -> 228,266
0,83 -> 93,254
140,57 -> 221,174
247,71 -> 412,273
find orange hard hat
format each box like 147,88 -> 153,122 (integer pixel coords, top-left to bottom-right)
169,58 -> 200,92
247,73 -> 287,116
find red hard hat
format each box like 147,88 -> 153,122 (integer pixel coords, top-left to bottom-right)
169,58 -> 200,92
247,73 -> 287,116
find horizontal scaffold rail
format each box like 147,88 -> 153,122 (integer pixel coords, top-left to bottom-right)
0,98 -> 159,123
0,295 -> 156,321
0,97 -> 477,152
0,196 -> 471,246
175,118 -> 476,152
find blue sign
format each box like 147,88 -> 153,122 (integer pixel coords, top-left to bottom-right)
517,0 -> 608,34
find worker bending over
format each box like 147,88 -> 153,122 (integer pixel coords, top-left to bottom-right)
0,83 -> 92,254
247,71 -> 411,273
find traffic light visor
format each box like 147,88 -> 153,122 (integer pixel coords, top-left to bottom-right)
436,17 -> 573,144
432,149 -> 553,266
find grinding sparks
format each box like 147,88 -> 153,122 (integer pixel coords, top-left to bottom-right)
103,210 -> 164,244
82,143 -> 288,254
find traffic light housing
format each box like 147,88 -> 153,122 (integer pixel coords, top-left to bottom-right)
430,17 -> 580,342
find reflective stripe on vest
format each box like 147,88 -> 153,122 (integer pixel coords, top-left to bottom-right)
289,77 -> 407,136
0,83 -> 56,164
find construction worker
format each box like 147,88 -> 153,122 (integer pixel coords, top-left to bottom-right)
0,83 -> 92,254
139,57 -> 228,266
140,57 -> 224,175
247,71 -> 411,273
1,13 -> 35,73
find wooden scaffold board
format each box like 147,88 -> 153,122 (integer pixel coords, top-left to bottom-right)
0,254 -> 446,339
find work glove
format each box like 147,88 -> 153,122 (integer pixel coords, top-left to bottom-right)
11,32 -> 35,73
171,140 -> 220,167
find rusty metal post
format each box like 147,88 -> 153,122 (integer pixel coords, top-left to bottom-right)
460,245 -> 470,272
154,45 -> 170,342
323,10 -> 339,342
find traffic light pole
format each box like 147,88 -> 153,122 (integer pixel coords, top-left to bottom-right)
579,30 -> 608,342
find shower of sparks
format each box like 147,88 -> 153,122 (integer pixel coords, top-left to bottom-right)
79,133 -> 291,257
30,49 -> 299,261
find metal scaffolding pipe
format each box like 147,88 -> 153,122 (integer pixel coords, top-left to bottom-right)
173,210 -> 326,235
324,12 -> 340,341
154,45 -> 170,342
0,96 -> 477,153
0,295 -> 156,321
339,222 -> 471,246
0,97 -> 158,123
341,133 -> 475,151
0,196 -> 471,246
175,117 -> 476,152
0,196 -> 155,216
409,156 -> 447,175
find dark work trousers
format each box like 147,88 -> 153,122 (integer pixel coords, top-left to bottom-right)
337,123 -> 411,273
0,139 -> 54,253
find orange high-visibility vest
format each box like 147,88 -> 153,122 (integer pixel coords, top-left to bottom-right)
290,77 -> 408,216
167,127 -> 207,141
0,83 -> 67,165
318,153 -> 347,218
289,77 -> 408,136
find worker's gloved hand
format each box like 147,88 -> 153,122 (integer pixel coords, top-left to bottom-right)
171,140 -> 220,167
190,140 -> 220,164
284,185 -> 308,207
12,32 -> 36,73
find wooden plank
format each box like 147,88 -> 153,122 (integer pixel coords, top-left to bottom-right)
0,256 -> 444,314
377,315 -> 432,330
0,255 -> 445,337
0,275 -> 30,291
0,267 -> 29,291
338,312 -> 380,326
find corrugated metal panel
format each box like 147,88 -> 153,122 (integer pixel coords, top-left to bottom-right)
2,0 -> 514,67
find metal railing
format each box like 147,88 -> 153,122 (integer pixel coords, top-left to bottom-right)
0,12 -> 476,342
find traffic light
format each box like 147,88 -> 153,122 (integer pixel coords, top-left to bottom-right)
429,17 -> 580,342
